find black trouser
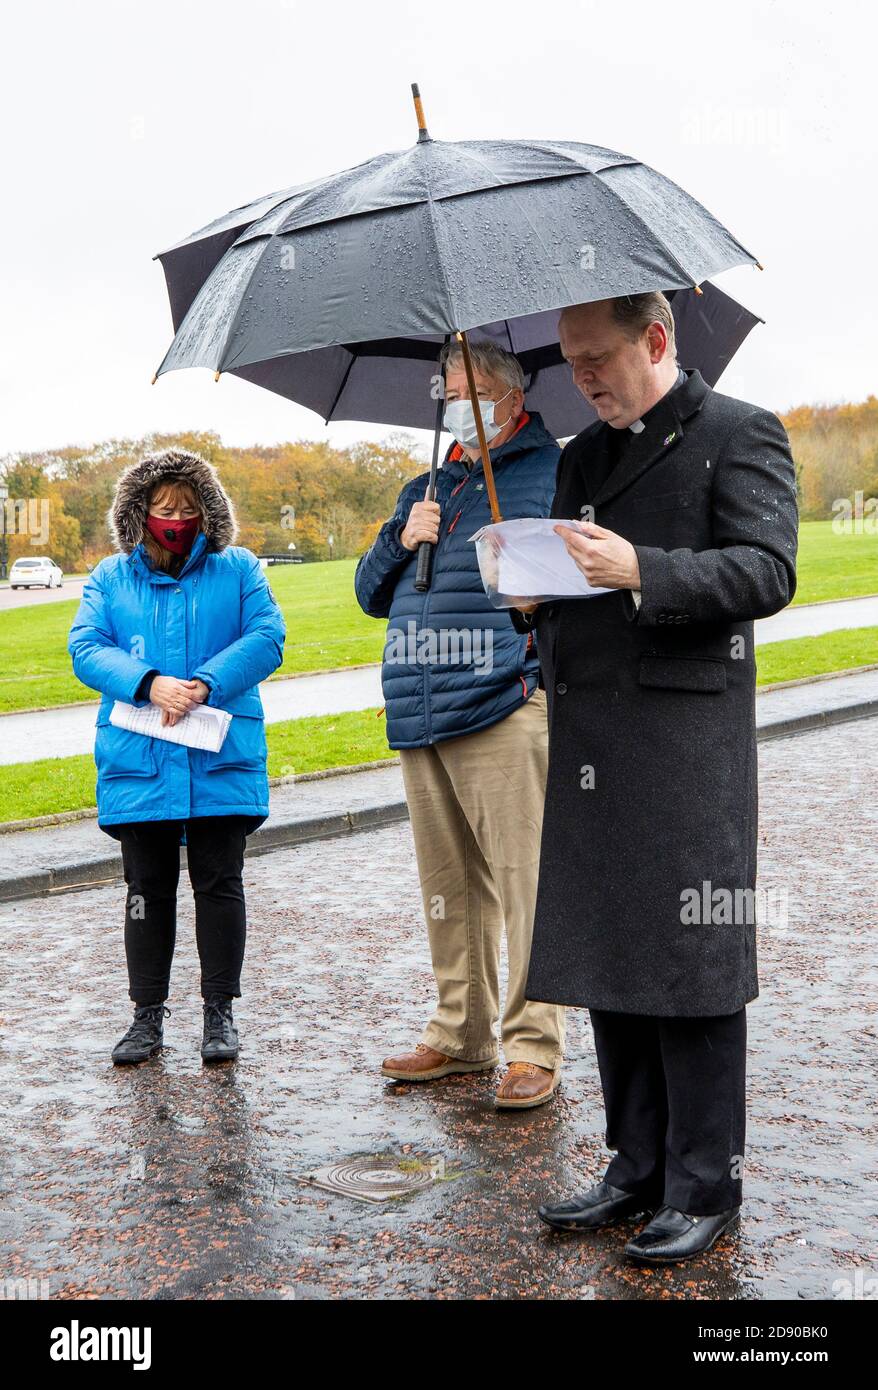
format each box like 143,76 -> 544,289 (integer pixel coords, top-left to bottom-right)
589,1007 -> 747,1216
117,816 -> 253,1005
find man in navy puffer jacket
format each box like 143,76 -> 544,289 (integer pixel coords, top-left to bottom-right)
355,341 -> 566,1109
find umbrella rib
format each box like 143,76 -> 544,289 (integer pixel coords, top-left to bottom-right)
430,140 -> 636,196
425,146 -> 752,288
459,184 -> 588,326
156,183 -> 297,257
417,158 -> 462,334
595,168 -> 756,288
233,159 -> 639,241
212,232 -> 284,374
216,167 -> 465,372
325,352 -> 356,424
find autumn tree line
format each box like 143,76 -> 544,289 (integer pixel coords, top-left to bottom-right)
784,396 -> 878,522
0,431 -> 425,572
1,397 -> 876,573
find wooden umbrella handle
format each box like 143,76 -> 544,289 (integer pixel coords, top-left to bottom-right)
411,83 -> 430,143
456,331 -> 503,525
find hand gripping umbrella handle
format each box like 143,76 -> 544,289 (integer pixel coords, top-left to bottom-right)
414,338 -> 449,593
414,536 -> 434,591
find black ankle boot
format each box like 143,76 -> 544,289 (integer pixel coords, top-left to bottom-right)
201,995 -> 239,1062
112,1003 -> 169,1064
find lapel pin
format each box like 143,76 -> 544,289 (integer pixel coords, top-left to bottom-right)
663,431 -> 677,447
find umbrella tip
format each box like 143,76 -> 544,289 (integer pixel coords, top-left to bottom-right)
150,373 -> 158,385
693,284 -> 704,296
411,82 -> 431,143
214,371 -> 221,382
755,261 -> 764,271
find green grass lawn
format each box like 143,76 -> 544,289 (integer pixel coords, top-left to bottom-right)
755,625 -> 878,685
791,520 -> 878,605
2,624 -> 877,825
0,524 -> 874,715
0,557 -> 384,713
265,557 -> 386,672
0,708 -> 396,823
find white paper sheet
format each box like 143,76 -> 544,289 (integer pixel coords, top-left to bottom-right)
469,518 -> 610,603
110,700 -> 233,752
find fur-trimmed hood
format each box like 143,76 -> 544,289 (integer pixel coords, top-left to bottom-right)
108,448 -> 238,554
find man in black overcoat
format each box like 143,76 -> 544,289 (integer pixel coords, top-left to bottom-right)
510,291 -> 798,1263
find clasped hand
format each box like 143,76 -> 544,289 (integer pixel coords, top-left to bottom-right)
148,675 -> 211,727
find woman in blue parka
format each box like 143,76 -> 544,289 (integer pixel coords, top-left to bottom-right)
68,448 -> 285,1066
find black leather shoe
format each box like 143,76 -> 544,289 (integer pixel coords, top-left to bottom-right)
201,996 -> 239,1062
538,1179 -> 655,1232
624,1204 -> 741,1264
112,1004 -> 169,1064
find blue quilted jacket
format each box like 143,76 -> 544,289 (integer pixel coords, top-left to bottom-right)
355,412 -> 560,748
68,532 -> 285,829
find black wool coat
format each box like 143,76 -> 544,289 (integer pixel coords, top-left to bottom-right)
517,369 -> 798,1016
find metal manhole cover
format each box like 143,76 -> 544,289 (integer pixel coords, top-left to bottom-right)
300,1160 -> 436,1204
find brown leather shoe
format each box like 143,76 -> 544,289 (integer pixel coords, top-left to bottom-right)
381,1043 -> 499,1082
494,1062 -> 560,1109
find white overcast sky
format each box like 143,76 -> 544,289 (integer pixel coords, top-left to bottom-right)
1,0 -> 875,458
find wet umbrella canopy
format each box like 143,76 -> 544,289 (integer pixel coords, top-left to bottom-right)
155,85 -> 762,589
154,101 -> 762,443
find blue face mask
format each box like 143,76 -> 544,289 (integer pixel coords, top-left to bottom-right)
444,389 -> 514,448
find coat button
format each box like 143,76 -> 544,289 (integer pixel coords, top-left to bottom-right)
556,682 -> 568,695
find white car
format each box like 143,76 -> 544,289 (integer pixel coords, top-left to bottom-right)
9,556 -> 64,589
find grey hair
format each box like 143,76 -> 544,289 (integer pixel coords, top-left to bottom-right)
440,339 -> 525,393
610,291 -> 677,359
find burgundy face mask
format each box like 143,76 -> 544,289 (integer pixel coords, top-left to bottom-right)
145,514 -> 200,555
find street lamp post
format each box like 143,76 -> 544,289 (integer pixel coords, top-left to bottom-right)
327,533 -> 334,561
0,484 -> 8,581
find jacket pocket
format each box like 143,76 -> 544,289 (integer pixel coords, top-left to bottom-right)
94,714 -> 158,778
639,654 -> 727,693
201,713 -> 267,773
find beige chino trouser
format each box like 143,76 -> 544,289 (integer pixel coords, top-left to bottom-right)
398,688 -> 565,1072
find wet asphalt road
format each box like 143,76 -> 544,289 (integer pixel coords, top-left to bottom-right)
0,719 -> 876,1301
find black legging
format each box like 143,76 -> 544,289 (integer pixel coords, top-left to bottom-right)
117,816 -> 255,1005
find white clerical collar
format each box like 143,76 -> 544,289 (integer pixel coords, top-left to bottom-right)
626,369 -> 686,435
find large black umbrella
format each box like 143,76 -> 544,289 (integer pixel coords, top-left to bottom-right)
154,87 -> 762,579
